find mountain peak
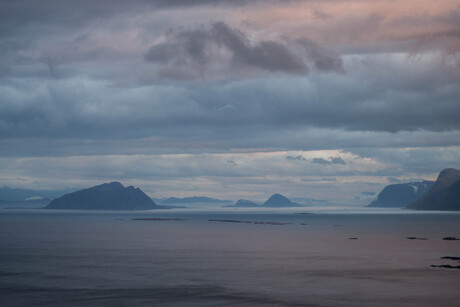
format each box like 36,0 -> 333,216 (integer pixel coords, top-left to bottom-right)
263,194 -> 299,207
96,182 -> 124,189
438,168 -> 460,180
408,168 -> 460,211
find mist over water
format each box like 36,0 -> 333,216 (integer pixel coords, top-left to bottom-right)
1,209 -> 459,306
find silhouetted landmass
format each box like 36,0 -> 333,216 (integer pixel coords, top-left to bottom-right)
132,217 -> 186,221
407,168 -> 460,211
161,196 -> 232,205
430,265 -> 460,269
45,182 -> 159,210
442,237 -> 459,241
406,237 -> 428,240
262,194 -> 302,207
0,198 -> 51,209
368,181 -> 434,207
208,219 -> 290,225
441,256 -> 460,261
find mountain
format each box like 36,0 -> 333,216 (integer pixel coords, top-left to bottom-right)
45,182 -> 159,210
407,168 -> 460,211
0,186 -> 74,201
161,196 -> 232,205
232,199 -> 260,207
367,181 -> 435,207
262,194 -> 302,207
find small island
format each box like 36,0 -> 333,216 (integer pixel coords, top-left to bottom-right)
262,194 -> 302,207
45,182 -> 159,210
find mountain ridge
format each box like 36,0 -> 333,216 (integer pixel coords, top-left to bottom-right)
407,168 -> 460,211
368,181 -> 435,208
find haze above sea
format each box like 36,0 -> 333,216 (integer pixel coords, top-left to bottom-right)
1,206 -> 459,306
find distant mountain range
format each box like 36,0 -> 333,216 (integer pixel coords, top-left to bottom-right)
160,196 -> 232,205
232,199 -> 260,207
0,198 -> 51,209
407,168 -> 460,211
4,168 -> 459,211
228,194 -> 303,208
46,182 -> 159,210
368,181 -> 435,208
368,168 -> 460,211
0,186 -> 74,201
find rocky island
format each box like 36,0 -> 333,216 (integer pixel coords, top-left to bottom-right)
45,182 -> 159,210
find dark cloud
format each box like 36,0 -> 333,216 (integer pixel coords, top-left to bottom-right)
311,156 -> 346,165
312,158 -> 331,165
286,155 -> 306,161
227,160 -> 237,166
145,22 -> 316,80
297,38 -> 345,73
331,157 -> 346,165
1,57 -> 460,142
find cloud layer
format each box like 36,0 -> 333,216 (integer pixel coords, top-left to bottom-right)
1,0 -> 459,202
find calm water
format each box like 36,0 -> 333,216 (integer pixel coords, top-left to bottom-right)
1,208 -> 459,306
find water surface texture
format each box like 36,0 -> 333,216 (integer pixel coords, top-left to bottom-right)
1,209 -> 459,306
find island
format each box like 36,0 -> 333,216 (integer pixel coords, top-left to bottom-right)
45,182 -> 159,210
262,194 -> 302,207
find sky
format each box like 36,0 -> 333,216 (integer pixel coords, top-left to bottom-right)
1,0 -> 459,204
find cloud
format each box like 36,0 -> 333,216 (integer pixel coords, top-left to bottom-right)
1,52 -> 460,144
387,177 -> 402,183
312,158 -> 331,165
297,38 -> 345,73
286,155 -> 306,161
311,156 -> 346,165
331,157 -> 346,165
0,0 -> 459,202
145,21 -> 345,80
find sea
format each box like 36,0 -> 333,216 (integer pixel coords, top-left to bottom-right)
1,206 -> 459,306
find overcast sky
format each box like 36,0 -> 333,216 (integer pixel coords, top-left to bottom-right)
1,0 -> 459,204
